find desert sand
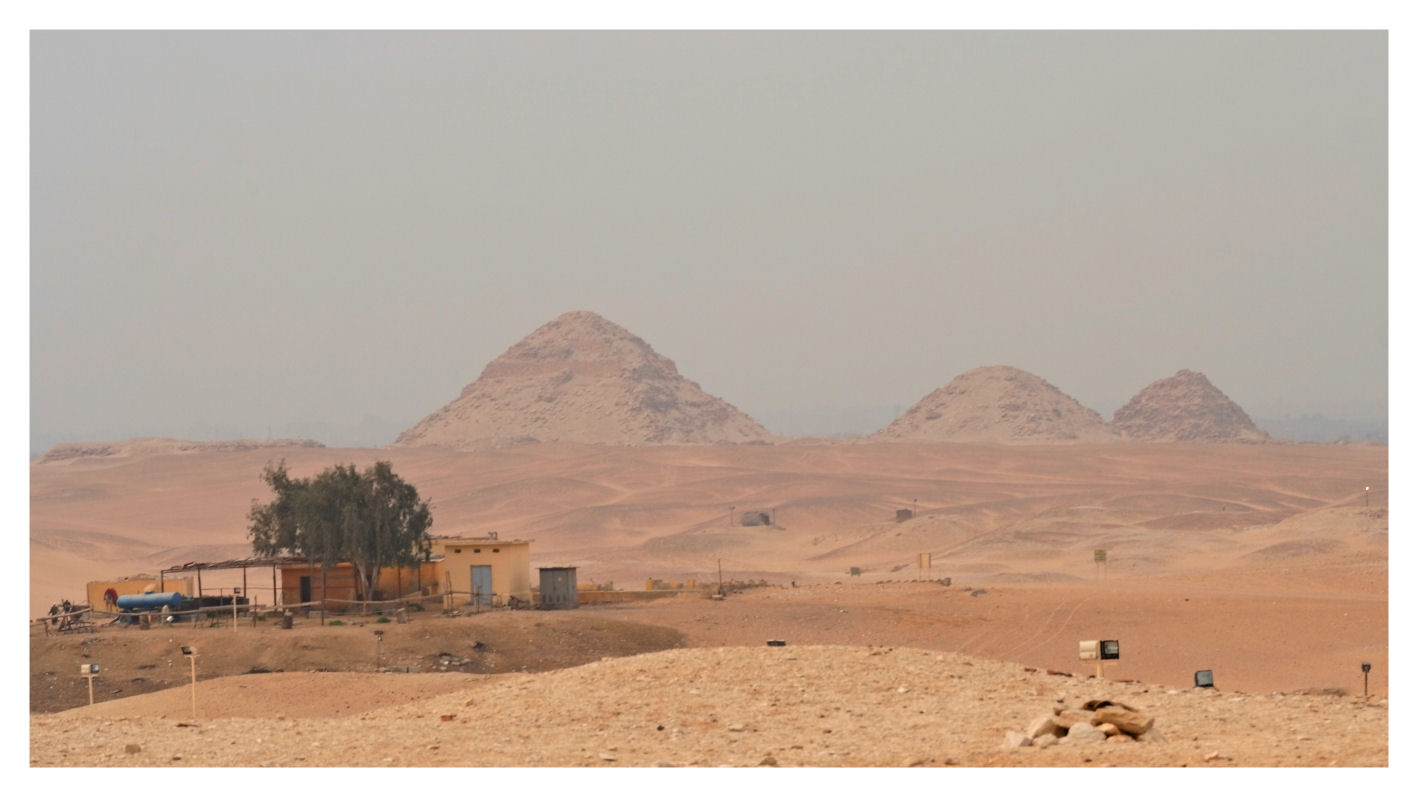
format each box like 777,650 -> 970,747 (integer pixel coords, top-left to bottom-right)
29,438 -> 1388,768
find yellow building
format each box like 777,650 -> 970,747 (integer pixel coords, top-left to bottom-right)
432,535 -> 532,608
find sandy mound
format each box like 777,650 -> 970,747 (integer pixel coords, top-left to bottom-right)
394,311 -> 774,448
877,366 -> 1116,442
1112,370 -> 1269,442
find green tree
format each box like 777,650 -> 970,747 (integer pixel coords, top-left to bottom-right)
248,460 -> 433,604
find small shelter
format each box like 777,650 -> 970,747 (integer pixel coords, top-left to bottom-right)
538,567 -> 578,609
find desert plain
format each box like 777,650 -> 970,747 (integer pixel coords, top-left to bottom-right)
29,439 -> 1388,767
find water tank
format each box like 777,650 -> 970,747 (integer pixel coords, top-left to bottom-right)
115,592 -> 186,611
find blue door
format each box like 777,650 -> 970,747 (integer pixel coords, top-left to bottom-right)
469,565 -> 493,607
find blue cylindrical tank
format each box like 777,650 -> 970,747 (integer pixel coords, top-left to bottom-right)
115,592 -> 186,611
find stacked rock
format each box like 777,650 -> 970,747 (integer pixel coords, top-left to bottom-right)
1002,699 -> 1164,749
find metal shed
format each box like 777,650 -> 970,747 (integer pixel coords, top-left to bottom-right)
537,567 -> 578,609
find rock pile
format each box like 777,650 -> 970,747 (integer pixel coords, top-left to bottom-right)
1002,699 -> 1164,750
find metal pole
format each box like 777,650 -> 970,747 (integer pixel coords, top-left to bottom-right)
189,654 -> 198,719
86,674 -> 95,706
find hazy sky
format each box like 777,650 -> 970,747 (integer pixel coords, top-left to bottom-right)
30,31 -> 1387,449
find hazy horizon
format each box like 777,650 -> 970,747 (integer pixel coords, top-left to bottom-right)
31,31 -> 1388,452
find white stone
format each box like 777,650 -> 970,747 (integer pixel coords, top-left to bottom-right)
1001,731 -> 1032,749
1026,714 -> 1060,739
1064,723 -> 1106,744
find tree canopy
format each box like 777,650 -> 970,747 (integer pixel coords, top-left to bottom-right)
248,460 -> 433,602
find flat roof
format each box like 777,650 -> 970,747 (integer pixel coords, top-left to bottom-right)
433,536 -> 531,545
161,556 -> 309,573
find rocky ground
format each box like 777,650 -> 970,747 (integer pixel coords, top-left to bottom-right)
29,645 -> 1386,768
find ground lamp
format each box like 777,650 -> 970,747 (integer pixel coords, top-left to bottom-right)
79,664 -> 99,706
181,645 -> 198,719
1362,661 -> 1371,697
1194,669 -> 1215,689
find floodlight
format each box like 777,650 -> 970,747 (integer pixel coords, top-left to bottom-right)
1362,661 -> 1372,673
79,664 -> 99,675
1194,669 -> 1214,688
1100,640 -> 1120,660
1079,640 -> 1100,660
180,645 -> 196,656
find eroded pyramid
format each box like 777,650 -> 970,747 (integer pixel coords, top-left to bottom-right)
1112,369 -> 1269,442
395,311 -> 773,448
876,366 -> 1117,443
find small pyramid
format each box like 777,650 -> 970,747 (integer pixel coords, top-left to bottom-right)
1112,370 -> 1269,442
877,366 -> 1117,442
395,311 -> 773,448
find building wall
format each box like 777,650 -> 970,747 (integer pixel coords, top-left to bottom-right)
433,539 -> 532,606
373,561 -> 442,598
278,564 -> 360,606
86,576 -> 193,611
278,561 -> 446,605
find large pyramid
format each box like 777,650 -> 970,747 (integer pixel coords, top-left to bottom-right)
876,366 -> 1117,443
394,311 -> 773,448
1112,369 -> 1269,442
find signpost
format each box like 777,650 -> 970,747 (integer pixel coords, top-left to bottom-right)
79,664 -> 99,705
